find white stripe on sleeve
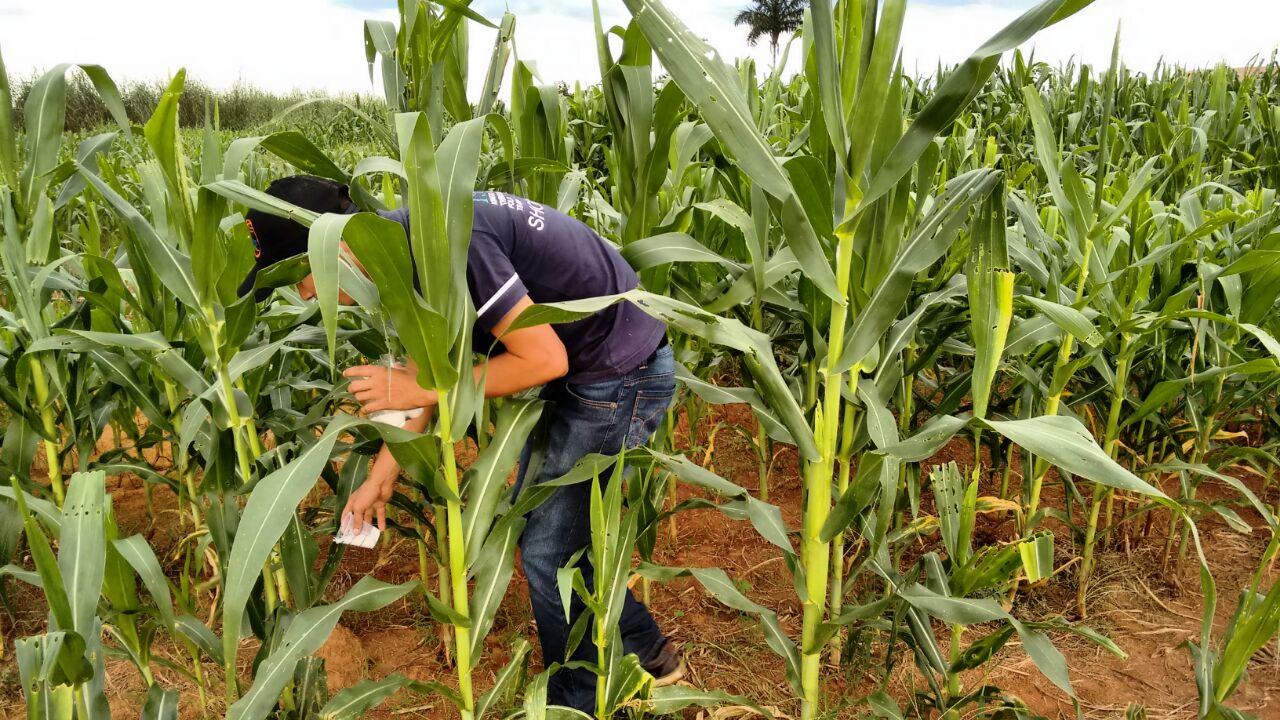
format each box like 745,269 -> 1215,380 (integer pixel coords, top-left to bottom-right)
476,274 -> 521,317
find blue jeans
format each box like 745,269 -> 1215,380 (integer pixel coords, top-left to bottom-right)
515,343 -> 675,712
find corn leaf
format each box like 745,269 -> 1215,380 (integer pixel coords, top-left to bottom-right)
474,639 -> 532,719
861,0 -> 1098,209
462,398 -> 544,565
467,513 -> 524,660
227,577 -> 416,720
985,415 -> 1167,499
620,0 -> 839,301
79,168 -> 200,309
0,48 -> 16,192
141,686 -> 178,720
221,414 -> 361,669
18,64 -> 69,210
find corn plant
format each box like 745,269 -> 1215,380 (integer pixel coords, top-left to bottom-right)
879,462 -> 1123,718
551,462 -> 649,718
6,471 -> 112,718
1186,532 -> 1280,720
0,54 -> 131,507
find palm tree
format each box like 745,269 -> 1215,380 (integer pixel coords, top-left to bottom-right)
734,0 -> 809,66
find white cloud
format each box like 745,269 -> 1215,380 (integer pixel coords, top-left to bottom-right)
1,0 -> 1278,101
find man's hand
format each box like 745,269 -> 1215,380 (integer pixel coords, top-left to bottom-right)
341,458 -> 397,532
339,407 -> 429,533
343,362 -> 434,413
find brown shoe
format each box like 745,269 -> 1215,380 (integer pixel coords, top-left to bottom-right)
641,640 -> 686,686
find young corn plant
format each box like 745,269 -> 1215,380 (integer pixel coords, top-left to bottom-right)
0,54 -> 132,507
1186,532 -> 1280,720
6,471 -> 113,719
553,462 -> 650,719
880,462 -> 1120,719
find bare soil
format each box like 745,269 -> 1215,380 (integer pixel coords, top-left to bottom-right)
1,403 -> 1278,719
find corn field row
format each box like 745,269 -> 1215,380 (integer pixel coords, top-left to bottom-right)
1,0 -> 1279,718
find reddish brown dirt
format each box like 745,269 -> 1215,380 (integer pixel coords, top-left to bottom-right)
317,624 -> 369,690
2,404 -> 1279,719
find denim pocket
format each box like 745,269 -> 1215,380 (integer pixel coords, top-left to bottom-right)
627,389 -> 673,449
624,369 -> 675,389
564,380 -> 621,411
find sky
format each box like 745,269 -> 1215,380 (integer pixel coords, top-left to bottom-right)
1,1 -> 1278,98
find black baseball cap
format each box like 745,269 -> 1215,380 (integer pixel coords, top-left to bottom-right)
237,175 -> 358,301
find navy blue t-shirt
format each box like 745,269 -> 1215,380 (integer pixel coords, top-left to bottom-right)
376,192 -> 666,384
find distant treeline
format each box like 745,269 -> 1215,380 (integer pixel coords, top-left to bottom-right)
9,71 -> 386,133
